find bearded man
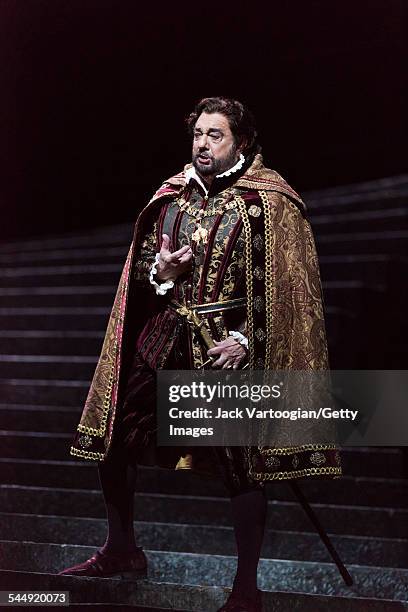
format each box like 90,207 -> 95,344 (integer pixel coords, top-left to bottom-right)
59,97 -> 341,612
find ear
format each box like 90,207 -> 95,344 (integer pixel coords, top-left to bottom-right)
237,137 -> 247,154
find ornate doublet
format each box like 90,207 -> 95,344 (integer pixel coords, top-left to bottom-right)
134,184 -> 252,370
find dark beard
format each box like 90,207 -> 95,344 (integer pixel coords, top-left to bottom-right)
192,146 -> 238,177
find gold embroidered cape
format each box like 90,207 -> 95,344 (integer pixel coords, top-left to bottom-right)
70,155 -> 341,481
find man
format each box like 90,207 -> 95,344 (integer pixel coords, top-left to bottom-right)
60,97 -> 341,612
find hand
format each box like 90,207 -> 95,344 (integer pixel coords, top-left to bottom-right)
207,336 -> 247,370
156,234 -> 193,282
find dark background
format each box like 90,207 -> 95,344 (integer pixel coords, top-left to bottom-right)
1,0 -> 407,241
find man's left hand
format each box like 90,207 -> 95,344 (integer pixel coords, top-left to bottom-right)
207,337 -> 247,370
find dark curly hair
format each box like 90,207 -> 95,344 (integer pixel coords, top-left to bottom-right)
186,97 -> 259,156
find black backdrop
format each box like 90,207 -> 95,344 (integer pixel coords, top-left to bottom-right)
1,0 -> 407,240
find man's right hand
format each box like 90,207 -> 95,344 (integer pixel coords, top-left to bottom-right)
155,234 -> 193,282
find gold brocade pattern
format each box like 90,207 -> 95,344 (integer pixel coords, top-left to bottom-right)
75,248 -> 130,442
235,195 -> 255,369
254,266 -> 264,280
134,221 -> 158,281
70,241 -> 134,460
173,193 -> 245,312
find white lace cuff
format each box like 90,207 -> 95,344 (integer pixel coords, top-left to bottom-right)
229,330 -> 248,349
149,253 -> 174,296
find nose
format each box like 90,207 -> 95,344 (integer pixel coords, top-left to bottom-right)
197,134 -> 209,150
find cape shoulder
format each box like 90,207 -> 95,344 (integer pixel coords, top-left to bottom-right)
148,180 -> 183,204
235,154 -> 306,213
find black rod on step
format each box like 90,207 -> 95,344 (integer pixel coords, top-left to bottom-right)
290,481 -> 353,587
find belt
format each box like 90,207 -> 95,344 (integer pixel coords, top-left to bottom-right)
170,297 -> 246,317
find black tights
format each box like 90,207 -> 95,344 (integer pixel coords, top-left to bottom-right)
98,453 -> 139,554
230,487 -> 267,599
98,453 -> 267,597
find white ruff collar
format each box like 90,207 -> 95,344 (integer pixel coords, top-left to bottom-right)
185,154 -> 245,195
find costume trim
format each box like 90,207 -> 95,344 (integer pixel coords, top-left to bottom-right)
260,444 -> 337,455
149,253 -> 175,295
216,153 -> 245,177
70,447 -> 105,461
235,194 -> 255,369
251,466 -> 342,481
75,339 -> 116,440
69,195 -> 175,462
260,190 -> 274,369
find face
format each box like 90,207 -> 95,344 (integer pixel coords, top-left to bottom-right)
192,112 -> 243,180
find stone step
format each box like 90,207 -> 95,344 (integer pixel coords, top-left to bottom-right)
1,458 -> 408,510
319,255 -> 407,286
308,193 -> 408,216
0,355 -> 97,380
322,285 -> 386,317
1,485 -> 407,539
315,230 -> 408,255
1,512 -> 407,569
305,175 -> 408,209
2,569 -> 404,612
0,331 -> 104,356
0,245 -> 128,266
0,286 -> 116,307
0,431 -> 73,460
0,264 -> 122,287
1,540 -> 408,602
0,406 -> 80,433
0,224 -> 132,254
0,378 -> 88,406
310,207 -> 408,233
0,431 -> 404,479
0,307 -> 111,330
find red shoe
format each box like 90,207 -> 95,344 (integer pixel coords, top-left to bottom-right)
58,547 -> 147,579
217,588 -> 263,612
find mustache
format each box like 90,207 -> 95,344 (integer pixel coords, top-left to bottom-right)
194,152 -> 213,160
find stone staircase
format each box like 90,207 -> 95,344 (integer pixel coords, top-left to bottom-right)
0,175 -> 407,610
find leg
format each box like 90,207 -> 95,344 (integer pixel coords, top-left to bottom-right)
98,451 -> 138,555
58,448 -> 147,577
214,447 -> 266,611
98,351 -> 158,554
217,484 -> 266,611
58,354 -> 155,577
230,485 -> 267,599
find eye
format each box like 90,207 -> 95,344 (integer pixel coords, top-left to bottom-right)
210,133 -> 222,142
193,131 -> 202,139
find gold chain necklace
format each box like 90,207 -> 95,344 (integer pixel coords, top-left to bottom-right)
176,194 -> 238,244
